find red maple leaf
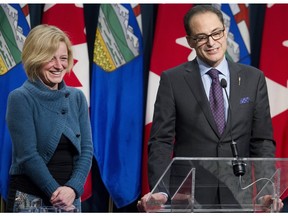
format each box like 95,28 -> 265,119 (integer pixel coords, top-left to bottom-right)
64,58 -> 82,87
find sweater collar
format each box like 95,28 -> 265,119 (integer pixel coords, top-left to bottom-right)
24,78 -> 70,101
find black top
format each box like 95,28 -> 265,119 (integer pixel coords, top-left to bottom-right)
8,134 -> 77,206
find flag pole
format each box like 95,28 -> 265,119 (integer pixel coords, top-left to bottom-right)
108,196 -> 113,212
0,196 -> 5,212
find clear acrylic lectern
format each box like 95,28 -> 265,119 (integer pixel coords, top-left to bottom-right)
146,157 -> 288,213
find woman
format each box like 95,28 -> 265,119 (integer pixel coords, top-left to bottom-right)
5,24 -> 93,212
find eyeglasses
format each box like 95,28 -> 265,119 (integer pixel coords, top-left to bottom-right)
190,28 -> 225,44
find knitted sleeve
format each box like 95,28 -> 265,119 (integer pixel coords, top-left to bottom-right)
6,88 -> 60,198
64,89 -> 93,198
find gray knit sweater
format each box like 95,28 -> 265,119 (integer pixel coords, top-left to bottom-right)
6,78 -> 93,199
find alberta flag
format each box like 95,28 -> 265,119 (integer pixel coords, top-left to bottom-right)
0,4 -> 30,200
90,4 -> 144,208
215,4 -> 251,65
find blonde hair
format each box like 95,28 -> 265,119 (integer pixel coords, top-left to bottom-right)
22,24 -> 73,81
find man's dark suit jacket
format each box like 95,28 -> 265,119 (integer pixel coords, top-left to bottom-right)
148,58 -> 275,207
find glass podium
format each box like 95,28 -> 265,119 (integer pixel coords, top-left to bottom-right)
146,157 -> 288,213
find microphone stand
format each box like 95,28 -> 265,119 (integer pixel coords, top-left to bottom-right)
231,140 -> 246,177
220,79 -> 246,177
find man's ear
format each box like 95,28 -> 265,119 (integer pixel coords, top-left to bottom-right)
186,36 -> 195,49
224,28 -> 228,40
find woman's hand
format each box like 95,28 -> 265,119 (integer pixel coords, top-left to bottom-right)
50,186 -> 76,209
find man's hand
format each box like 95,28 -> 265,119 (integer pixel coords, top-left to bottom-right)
137,192 -> 168,212
259,195 -> 283,212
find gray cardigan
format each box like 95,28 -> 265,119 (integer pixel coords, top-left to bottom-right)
6,78 -> 93,199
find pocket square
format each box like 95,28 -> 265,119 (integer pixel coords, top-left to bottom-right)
240,97 -> 250,104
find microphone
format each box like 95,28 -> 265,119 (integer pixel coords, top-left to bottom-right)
220,78 -> 246,177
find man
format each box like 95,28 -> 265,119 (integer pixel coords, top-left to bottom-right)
138,5 -> 281,212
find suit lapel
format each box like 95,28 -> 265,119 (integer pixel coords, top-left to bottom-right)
183,59 -> 220,137
221,61 -> 243,140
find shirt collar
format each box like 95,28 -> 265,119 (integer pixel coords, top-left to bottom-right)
197,57 -> 229,78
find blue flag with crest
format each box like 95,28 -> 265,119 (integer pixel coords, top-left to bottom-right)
0,4 -> 30,200
90,4 -> 144,208
215,4 -> 251,65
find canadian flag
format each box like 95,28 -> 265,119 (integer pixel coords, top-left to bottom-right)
259,4 -> 288,198
141,4 -> 194,195
42,4 -> 91,201
259,4 -> 288,158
